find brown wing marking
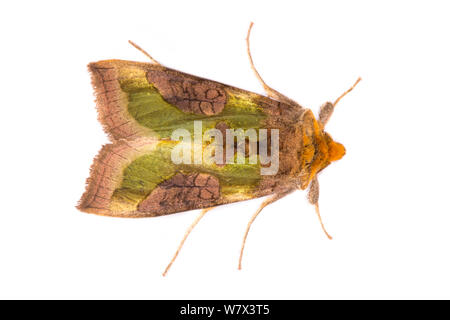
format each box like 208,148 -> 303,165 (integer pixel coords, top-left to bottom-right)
147,69 -> 227,115
88,62 -> 150,141
138,173 -> 220,216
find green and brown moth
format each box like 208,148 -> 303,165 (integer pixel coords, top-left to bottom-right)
77,23 -> 361,276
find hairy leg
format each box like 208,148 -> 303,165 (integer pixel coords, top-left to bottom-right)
163,207 -> 214,276
238,190 -> 293,270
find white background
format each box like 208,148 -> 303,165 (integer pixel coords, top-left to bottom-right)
1,0 -> 449,299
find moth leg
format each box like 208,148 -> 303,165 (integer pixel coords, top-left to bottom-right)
238,190 -> 293,270
162,207 -> 214,276
246,23 -> 300,106
319,77 -> 361,128
128,40 -> 162,65
307,177 -> 333,240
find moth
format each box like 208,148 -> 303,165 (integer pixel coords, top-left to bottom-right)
77,23 -> 361,276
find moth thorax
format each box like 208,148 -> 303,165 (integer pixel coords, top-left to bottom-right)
299,111 -> 346,189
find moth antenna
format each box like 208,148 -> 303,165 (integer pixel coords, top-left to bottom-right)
238,191 -> 292,270
333,77 -> 362,107
245,23 -> 300,107
246,22 -> 271,95
319,77 -> 362,128
314,203 -> 333,240
162,207 -> 213,277
128,40 -> 161,65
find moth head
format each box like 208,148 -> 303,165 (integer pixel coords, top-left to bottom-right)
299,110 -> 346,189
313,77 -> 361,167
324,132 -> 346,163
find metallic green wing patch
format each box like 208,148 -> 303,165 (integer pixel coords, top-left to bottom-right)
120,64 -> 267,138
78,138 -> 261,217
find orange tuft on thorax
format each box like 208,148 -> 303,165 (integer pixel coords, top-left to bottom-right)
299,110 -> 346,189
327,139 -> 346,163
